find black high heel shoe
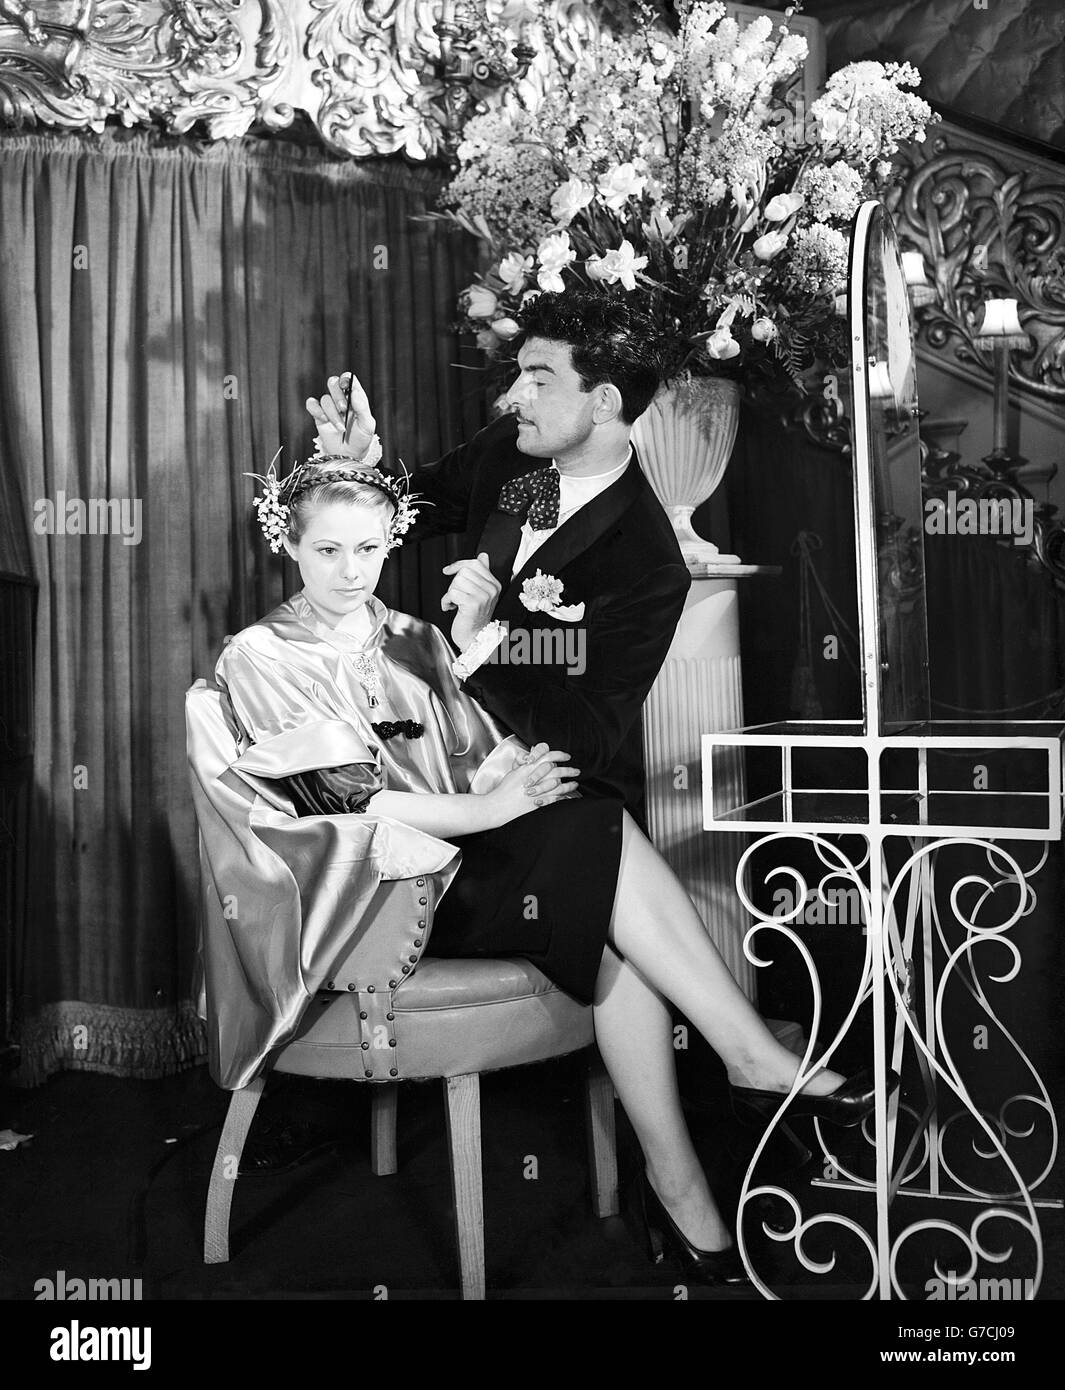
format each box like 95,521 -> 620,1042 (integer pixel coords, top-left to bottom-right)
730,1066 -> 899,1130
637,1172 -> 751,1287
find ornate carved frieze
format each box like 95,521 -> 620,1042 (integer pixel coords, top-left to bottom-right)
888,121 -> 1065,406
303,1 -> 443,160
0,0 -> 599,159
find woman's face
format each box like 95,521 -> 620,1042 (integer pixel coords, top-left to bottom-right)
283,500 -> 390,627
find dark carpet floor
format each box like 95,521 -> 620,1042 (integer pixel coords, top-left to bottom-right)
1,1048 -> 1061,1304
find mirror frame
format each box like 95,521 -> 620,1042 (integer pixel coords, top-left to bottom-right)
848,200 -> 932,736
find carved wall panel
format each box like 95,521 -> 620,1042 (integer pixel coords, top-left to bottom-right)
5,11 -> 1062,412
888,121 -> 1065,406
0,0 -> 600,159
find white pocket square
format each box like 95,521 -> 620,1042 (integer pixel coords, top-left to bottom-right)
547,602 -> 585,622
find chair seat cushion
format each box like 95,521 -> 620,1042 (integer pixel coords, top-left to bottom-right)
394,956 -> 565,1010
274,957 -> 595,1081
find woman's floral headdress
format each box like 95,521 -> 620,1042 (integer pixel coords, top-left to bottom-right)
247,438 -> 422,554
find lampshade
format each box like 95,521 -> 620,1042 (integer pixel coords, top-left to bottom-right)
973,298 -> 1030,350
901,250 -> 936,308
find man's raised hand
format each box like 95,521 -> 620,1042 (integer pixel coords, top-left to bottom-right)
306,371 -> 377,459
441,552 -> 501,653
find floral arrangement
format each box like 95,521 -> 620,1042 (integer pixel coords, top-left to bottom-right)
430,0 -> 935,395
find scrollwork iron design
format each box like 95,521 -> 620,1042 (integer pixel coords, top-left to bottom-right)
733,829 -> 1051,1299
733,831 -> 881,1299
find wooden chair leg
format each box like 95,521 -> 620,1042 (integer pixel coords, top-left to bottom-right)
584,1048 -> 619,1218
204,1075 -> 266,1264
370,1085 -> 398,1176
443,1073 -> 485,1301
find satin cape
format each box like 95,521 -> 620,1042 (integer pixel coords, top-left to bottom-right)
188,593 -> 527,1089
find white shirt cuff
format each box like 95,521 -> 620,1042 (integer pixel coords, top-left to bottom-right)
451,621 -> 507,681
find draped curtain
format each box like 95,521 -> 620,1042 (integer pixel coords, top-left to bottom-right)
726,400 -> 863,727
0,128 -> 483,1084
924,535 -> 1065,721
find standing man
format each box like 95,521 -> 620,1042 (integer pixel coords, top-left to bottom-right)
308,289 -> 689,827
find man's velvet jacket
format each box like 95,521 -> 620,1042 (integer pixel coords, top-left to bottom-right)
411,411 -> 691,824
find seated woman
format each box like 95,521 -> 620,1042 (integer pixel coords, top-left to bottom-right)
216,449 -> 882,1286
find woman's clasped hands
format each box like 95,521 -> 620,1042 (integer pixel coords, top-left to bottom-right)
480,742 -> 580,824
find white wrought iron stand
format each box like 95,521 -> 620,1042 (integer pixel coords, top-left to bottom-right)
700,203 -> 1064,1300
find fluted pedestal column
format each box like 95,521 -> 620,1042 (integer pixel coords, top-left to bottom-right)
642,563 -> 778,1002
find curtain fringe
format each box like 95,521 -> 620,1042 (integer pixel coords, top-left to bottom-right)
14,1000 -> 208,1088
0,125 -> 449,192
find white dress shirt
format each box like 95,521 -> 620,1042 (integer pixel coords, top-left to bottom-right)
511,447 -> 632,579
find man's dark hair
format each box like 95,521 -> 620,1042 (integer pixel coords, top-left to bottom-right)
517,288 -> 666,424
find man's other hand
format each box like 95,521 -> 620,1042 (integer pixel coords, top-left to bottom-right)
441,552 -> 501,652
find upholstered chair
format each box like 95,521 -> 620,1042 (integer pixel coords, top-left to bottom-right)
186,679 -> 618,1299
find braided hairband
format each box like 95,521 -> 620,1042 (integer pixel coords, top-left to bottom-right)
247,439 -> 421,554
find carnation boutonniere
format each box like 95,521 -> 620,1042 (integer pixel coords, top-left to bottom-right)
519,569 -> 585,622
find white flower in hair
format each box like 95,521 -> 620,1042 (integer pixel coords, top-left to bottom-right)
246,449 -> 289,553
382,469 -> 421,553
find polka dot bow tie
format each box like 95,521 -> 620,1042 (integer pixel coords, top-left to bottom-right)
497,466 -> 560,532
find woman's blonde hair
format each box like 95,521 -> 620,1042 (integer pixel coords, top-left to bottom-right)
286,476 -> 395,544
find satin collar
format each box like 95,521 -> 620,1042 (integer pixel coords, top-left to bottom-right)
291,590 -> 388,654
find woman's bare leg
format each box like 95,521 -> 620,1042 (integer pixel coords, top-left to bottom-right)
591,811 -> 848,1250
594,944 -> 732,1250
606,810 -> 843,1094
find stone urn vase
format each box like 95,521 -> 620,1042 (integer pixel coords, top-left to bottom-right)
631,375 -> 741,565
